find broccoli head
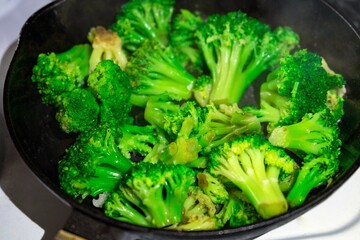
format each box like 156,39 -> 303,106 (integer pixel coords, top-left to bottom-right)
55,88 -> 99,133
287,154 -> 340,207
110,0 -> 175,52
268,109 -> 342,157
104,162 -> 196,228
126,40 -> 196,106
88,26 -> 128,71
170,9 -> 205,75
32,44 -> 92,105
58,124 -> 133,199
195,11 -> 299,105
245,49 -> 346,130
87,60 -> 133,125
208,134 -> 298,219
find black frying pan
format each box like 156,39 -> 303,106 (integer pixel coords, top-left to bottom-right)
3,0 -> 360,239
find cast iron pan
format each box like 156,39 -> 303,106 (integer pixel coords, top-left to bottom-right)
3,0 -> 360,239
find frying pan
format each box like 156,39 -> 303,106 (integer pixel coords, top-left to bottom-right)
3,0 -> 360,239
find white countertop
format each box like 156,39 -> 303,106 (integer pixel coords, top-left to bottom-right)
0,1 -> 360,239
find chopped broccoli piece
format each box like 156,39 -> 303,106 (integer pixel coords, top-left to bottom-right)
287,155 -> 339,207
88,26 -> 128,71
221,189 -> 262,227
208,134 -> 298,219
117,124 -> 162,160
268,109 -> 342,157
31,44 -> 92,105
170,9 -> 205,74
195,11 -> 299,104
245,49 -> 346,129
87,60 -> 133,125
58,125 -> 133,199
104,162 -> 196,228
197,171 -> 229,204
55,88 -> 99,133
110,0 -> 175,52
126,40 -> 195,106
167,186 -> 225,231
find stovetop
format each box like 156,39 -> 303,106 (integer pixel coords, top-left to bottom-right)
0,1 -> 360,240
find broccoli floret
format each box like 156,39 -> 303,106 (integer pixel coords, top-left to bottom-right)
167,186 -> 225,231
287,155 -> 339,207
195,11 -> 299,105
117,124 -> 164,160
245,49 -> 346,129
197,103 -> 261,153
55,88 -> 99,133
58,125 -> 133,199
32,44 -> 92,105
126,40 -> 196,106
192,75 -> 212,107
197,171 -> 229,204
87,60 -> 133,125
104,162 -> 196,228
110,0 -> 174,52
145,98 -> 261,166
208,134 -> 298,219
170,9 -> 205,75
268,109 -> 342,157
88,26 -> 128,71
221,189 -> 261,227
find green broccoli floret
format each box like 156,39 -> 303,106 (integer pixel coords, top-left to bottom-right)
221,189 -> 261,227
268,109 -> 342,157
192,75 -> 212,107
208,134 -> 298,219
88,26 -> 128,72
31,44 -> 92,105
117,124 -> 164,161
145,98 -> 261,166
286,155 -> 339,207
167,186 -> 225,231
104,162 -> 196,228
170,9 -> 205,75
87,60 -> 133,125
55,88 -> 99,133
126,40 -> 196,106
195,11 -> 299,105
245,49 -> 346,129
197,171 -> 229,204
110,0 -> 174,52
58,124 -> 133,199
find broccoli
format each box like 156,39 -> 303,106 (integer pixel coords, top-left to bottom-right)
55,88 -> 99,133
221,189 -> 261,227
268,109 -> 342,157
145,98 -> 261,166
117,124 -> 166,161
286,155 -> 339,207
192,75 -> 212,107
126,40 -> 196,106
58,124 -> 133,199
88,26 -> 128,71
195,11 -> 299,105
208,134 -> 298,219
170,9 -> 205,75
104,162 -> 196,228
197,171 -> 229,204
87,60 -> 133,125
32,44 -> 92,105
244,49 -> 346,129
167,186 -> 225,231
110,0 -> 175,52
